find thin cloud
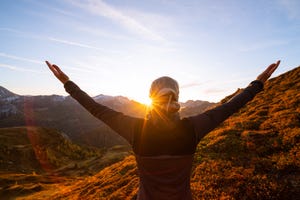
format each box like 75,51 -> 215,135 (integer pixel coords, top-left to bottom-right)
180,82 -> 204,89
67,0 -> 166,41
0,27 -> 44,41
180,78 -> 247,89
0,63 -> 43,73
47,37 -> 107,52
222,77 -> 253,84
0,48 -> 98,74
19,1 -> 139,43
239,39 -> 289,52
0,27 -> 25,34
0,52 -> 42,64
76,26 -> 135,42
45,36 -> 122,54
203,88 -> 227,94
64,66 -> 94,73
0,27 -> 119,54
29,1 -> 79,18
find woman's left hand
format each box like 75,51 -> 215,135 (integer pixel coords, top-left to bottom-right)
256,60 -> 280,83
46,61 -> 70,84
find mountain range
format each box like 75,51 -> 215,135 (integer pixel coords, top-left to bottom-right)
0,86 -> 215,148
0,66 -> 299,199
27,65 -> 300,199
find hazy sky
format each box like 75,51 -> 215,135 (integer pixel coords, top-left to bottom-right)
1,0 -> 299,103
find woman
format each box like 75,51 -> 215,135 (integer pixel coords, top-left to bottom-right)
46,60 -> 280,200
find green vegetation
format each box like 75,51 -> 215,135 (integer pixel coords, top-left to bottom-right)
0,127 -> 131,199
1,66 -> 299,199
0,126 -> 101,173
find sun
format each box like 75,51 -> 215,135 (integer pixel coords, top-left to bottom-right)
144,98 -> 153,107
126,85 -> 153,106
136,96 -> 152,107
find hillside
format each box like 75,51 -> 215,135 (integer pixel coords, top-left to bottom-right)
0,86 -> 19,101
180,100 -> 216,118
0,127 -> 102,173
0,127 -> 132,199
0,94 -> 143,148
19,66 -> 300,199
0,88 -> 214,149
190,65 -> 300,199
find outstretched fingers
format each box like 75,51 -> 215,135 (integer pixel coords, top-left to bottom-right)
46,61 -> 58,74
53,64 -> 64,74
269,60 -> 280,75
256,60 -> 280,83
45,60 -> 52,68
45,60 -> 70,84
267,60 -> 280,75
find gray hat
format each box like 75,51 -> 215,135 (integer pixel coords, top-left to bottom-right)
149,76 -> 179,101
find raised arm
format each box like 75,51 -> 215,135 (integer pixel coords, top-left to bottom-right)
45,61 -> 141,144
190,60 -> 280,142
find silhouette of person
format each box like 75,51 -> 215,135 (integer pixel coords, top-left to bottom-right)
46,60 -> 280,200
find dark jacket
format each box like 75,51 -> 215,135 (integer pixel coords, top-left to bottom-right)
64,80 -> 263,200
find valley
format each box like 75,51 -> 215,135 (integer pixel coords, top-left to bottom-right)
0,66 -> 299,199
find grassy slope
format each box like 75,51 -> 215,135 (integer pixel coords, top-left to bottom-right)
18,66 -> 300,199
0,127 -> 132,199
0,127 -> 101,173
191,66 -> 300,199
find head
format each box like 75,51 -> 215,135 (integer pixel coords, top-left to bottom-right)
149,76 -> 180,113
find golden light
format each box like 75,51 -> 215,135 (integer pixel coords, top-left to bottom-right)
144,97 -> 153,107
135,96 -> 152,108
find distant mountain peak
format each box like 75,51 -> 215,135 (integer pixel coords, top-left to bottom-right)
0,86 -> 19,101
0,86 -> 16,97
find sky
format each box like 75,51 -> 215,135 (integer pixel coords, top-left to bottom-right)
0,0 -> 299,104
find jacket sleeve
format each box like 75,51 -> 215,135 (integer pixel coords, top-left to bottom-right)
64,81 -> 141,145
188,80 -> 263,143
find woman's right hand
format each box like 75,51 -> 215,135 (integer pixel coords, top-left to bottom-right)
46,61 -> 70,84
